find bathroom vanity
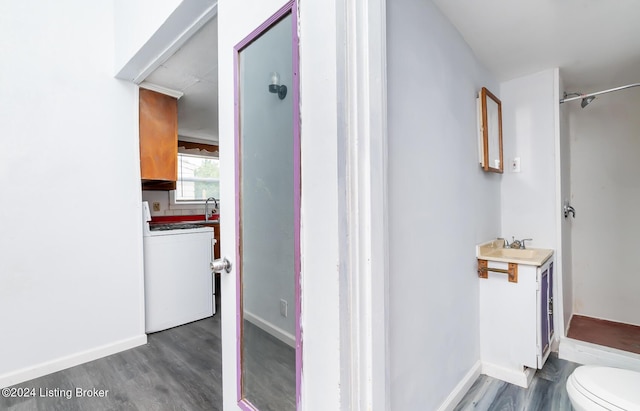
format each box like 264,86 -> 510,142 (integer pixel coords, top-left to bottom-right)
476,240 -> 554,388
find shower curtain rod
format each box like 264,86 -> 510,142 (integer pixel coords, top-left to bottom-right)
559,82 -> 640,104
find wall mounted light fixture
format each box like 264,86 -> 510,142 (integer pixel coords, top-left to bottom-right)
268,72 -> 287,100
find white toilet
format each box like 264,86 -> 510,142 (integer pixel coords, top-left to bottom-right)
566,365 -> 640,410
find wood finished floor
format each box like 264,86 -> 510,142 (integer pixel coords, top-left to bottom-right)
454,354 -> 580,411
1,306 -> 298,411
1,316 -> 223,411
568,315 -> 640,355
243,321 -> 296,411
3,309 -> 580,411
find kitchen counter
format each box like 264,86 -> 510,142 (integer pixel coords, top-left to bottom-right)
149,214 -> 219,230
148,215 -> 220,259
151,214 -> 218,223
150,222 -> 214,231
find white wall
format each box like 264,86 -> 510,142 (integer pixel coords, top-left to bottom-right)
387,1 -> 501,409
558,72 -> 574,333
500,69 -> 558,250
0,0 -> 145,386
114,0 -> 216,81
218,1 -> 342,409
141,191 -> 210,217
114,0 -> 183,75
569,89 -> 640,326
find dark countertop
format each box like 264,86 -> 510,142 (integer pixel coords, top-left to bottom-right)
149,220 -> 219,231
150,223 -> 203,231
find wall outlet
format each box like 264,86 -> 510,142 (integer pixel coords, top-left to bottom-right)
511,157 -> 521,173
152,202 -> 161,212
280,299 -> 288,318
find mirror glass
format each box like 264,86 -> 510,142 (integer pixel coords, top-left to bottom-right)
236,10 -> 298,411
480,87 -> 503,173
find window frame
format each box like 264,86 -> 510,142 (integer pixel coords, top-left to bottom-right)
169,141 -> 220,208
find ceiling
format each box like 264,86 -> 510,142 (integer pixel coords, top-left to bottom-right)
432,0 -> 640,92
144,16 -> 219,143
145,1 -> 640,141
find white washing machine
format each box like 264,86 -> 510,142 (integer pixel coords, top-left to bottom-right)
142,202 -> 215,333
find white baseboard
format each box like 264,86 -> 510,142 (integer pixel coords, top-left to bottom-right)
481,362 -> 535,388
436,361 -> 481,411
243,311 -> 295,348
0,334 -> 147,388
559,337 -> 640,372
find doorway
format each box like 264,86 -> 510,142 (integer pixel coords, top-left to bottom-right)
562,88 -> 640,356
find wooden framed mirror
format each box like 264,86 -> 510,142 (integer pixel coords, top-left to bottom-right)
478,87 -> 503,173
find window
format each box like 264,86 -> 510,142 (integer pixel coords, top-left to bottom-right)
175,153 -> 220,202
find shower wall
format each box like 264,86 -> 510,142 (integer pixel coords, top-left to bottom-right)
569,89 -> 640,326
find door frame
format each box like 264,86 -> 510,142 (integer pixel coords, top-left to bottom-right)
336,0 -> 390,409
120,0 -> 391,408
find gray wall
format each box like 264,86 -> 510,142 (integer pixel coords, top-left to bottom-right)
387,1 -> 501,408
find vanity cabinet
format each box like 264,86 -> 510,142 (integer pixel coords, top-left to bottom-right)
478,255 -> 554,387
139,88 -> 178,188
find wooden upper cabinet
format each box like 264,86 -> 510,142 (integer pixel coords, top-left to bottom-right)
139,88 -> 178,182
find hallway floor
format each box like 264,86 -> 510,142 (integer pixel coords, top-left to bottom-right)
1,316 -> 224,411
454,354 -> 579,411
567,315 -> 640,355
2,305 -> 296,411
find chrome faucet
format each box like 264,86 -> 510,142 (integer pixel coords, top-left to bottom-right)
509,237 -> 533,249
520,238 -> 533,249
205,197 -> 218,221
497,237 -> 510,248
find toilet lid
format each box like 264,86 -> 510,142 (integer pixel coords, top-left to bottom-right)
572,366 -> 640,410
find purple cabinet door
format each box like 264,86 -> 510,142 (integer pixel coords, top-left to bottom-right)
541,268 -> 550,355
549,262 -> 554,338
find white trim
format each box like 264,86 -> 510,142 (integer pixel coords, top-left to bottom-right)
338,0 -> 389,409
139,81 -> 184,99
116,3 -> 218,83
481,362 -> 536,388
552,67 -> 567,338
178,129 -> 219,143
177,146 -> 219,157
243,310 -> 296,348
436,361 -> 482,411
559,337 -> 640,372
0,335 -> 147,388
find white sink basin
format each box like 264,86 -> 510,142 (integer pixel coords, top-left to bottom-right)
486,248 -> 537,259
476,240 -> 553,266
